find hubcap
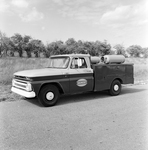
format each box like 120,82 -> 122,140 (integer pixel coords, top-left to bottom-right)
46,92 -> 54,101
114,85 -> 119,91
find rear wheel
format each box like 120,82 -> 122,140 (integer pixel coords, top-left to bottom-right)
109,80 -> 121,96
38,85 -> 60,107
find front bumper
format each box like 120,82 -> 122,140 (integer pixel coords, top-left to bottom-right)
11,87 -> 36,98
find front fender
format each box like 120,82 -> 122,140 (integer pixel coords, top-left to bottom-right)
31,78 -> 70,97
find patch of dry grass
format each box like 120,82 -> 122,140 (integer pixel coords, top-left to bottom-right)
125,58 -> 148,83
0,57 -> 49,84
0,84 -> 22,102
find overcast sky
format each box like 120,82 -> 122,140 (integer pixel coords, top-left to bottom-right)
1,0 -> 148,47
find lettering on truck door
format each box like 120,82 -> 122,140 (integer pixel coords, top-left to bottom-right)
69,57 -> 93,94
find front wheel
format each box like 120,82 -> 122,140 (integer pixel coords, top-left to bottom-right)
38,85 -> 60,107
109,80 -> 121,96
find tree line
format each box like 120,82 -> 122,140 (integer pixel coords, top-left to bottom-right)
0,31 -> 148,58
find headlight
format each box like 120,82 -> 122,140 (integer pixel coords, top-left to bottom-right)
26,82 -> 32,92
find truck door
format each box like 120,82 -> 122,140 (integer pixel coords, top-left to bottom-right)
69,57 -> 94,94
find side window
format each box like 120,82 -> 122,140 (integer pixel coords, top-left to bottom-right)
80,58 -> 87,68
71,58 -> 78,69
71,58 -> 87,69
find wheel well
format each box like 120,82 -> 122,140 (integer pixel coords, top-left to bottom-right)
113,78 -> 123,84
39,83 -> 64,95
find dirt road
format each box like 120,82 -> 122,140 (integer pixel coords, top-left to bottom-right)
0,84 -> 148,150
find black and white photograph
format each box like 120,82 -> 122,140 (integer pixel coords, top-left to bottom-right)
0,0 -> 148,149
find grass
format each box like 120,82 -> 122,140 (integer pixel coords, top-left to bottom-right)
0,57 -> 49,84
0,57 -> 148,102
125,58 -> 148,83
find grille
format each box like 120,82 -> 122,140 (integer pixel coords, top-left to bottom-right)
13,79 -> 28,91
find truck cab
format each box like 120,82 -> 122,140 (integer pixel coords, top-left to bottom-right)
11,54 -> 134,107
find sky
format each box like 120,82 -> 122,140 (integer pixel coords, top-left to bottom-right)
0,0 -> 148,48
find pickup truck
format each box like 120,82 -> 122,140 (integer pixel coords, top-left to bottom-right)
11,54 -> 134,107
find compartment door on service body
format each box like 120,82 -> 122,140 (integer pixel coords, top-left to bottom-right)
69,57 -> 94,94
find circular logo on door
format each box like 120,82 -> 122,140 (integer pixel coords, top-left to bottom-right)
77,79 -> 87,87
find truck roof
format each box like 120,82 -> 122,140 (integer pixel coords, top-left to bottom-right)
50,54 -> 90,58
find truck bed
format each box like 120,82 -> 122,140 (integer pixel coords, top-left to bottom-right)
92,63 -> 134,92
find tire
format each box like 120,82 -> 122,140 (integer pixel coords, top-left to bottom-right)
109,80 -> 121,96
38,85 -> 60,107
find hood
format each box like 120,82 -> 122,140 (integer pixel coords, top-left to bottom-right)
14,68 -> 64,78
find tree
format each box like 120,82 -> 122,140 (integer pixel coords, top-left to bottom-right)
65,38 -> 76,46
11,33 -> 24,57
126,45 -> 143,57
113,44 -> 126,56
8,39 -> 15,57
100,40 -> 111,56
76,40 -> 87,54
142,47 -> 148,58
65,38 -> 77,53
46,42 -> 59,56
29,39 -> 45,57
0,31 -> 12,57
91,40 -> 111,56
84,41 -> 96,56
23,35 -> 32,58
44,43 -> 50,58
79,41 -> 93,54
55,41 -> 67,54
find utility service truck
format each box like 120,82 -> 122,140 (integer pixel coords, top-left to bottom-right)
11,54 -> 134,107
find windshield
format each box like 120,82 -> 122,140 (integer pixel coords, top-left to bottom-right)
48,57 -> 70,69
